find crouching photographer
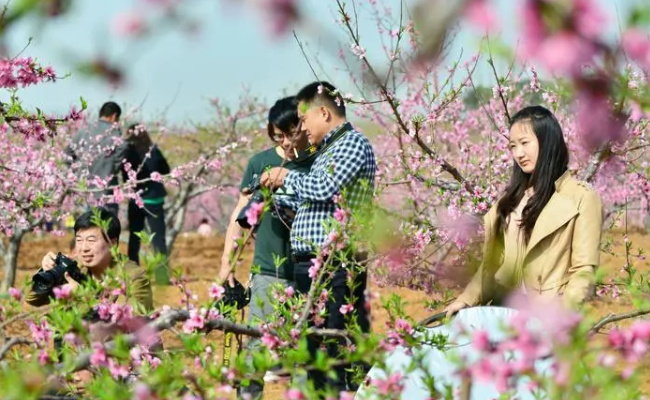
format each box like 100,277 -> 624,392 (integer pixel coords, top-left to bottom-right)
25,207 -> 155,374
26,207 -> 153,311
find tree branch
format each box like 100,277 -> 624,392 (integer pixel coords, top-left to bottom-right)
581,146 -> 611,183
60,307 -> 357,373
590,308 -> 650,334
0,337 -> 31,360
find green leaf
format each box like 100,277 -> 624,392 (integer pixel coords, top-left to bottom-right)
627,5 -> 650,27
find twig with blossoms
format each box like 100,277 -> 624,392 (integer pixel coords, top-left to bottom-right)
333,0 -> 471,189
293,249 -> 337,331
58,307 -> 360,374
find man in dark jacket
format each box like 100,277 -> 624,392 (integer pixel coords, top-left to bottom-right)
66,102 -> 126,216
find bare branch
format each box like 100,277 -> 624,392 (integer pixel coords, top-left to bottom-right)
292,30 -> 320,81
590,308 -> 650,334
0,337 -> 32,360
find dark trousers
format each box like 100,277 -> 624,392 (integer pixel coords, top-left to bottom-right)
294,255 -> 370,394
127,201 -> 169,284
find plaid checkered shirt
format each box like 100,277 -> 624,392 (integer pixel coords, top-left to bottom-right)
283,122 -> 377,256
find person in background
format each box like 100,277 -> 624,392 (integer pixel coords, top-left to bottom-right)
445,105 -> 603,318
197,218 -> 213,237
123,123 -> 171,285
66,101 -> 126,216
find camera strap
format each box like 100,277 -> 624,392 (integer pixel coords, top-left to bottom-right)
318,122 -> 352,154
222,307 -> 245,371
293,122 -> 352,162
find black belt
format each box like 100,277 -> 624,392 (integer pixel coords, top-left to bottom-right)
292,253 -> 315,263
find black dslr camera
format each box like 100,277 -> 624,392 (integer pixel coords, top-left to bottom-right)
236,174 -> 264,229
32,252 -> 87,296
220,279 -> 251,310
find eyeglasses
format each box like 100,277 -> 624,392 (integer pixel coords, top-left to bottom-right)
272,122 -> 304,142
273,132 -> 294,142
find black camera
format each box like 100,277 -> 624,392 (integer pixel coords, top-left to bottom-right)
236,174 -> 265,229
236,173 -> 301,229
219,278 -> 251,310
32,252 -> 87,296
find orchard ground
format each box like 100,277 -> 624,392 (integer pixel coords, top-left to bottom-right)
1,228 -> 649,399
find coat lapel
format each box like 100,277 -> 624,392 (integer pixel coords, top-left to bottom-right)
525,192 -> 578,258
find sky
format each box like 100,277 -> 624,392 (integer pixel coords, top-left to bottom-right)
2,0 -> 643,124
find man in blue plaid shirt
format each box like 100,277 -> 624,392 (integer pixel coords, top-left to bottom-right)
261,81 -> 376,394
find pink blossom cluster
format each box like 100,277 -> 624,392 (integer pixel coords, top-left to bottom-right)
245,201 -> 264,226
608,320 -> 650,364
95,300 -> 134,324
7,287 -> 21,301
0,57 -> 56,89
28,319 -> 53,347
182,309 -> 206,334
380,318 -> 416,353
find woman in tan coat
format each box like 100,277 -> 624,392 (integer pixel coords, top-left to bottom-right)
446,106 -> 603,316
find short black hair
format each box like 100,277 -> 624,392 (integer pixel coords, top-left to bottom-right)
74,207 -> 121,242
267,96 -> 299,141
295,81 -> 346,118
99,101 -> 122,120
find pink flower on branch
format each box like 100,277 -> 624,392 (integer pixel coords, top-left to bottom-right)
350,44 -> 367,59
182,309 -> 205,333
0,57 -> 57,89
371,372 -> 405,396
150,172 -> 163,182
339,304 -> 354,315
108,358 -> 130,379
308,257 -> 322,279
209,282 -> 226,300
28,319 -> 52,347
90,343 -> 108,367
53,284 -> 73,299
260,331 -> 281,351
245,201 -> 264,227
333,207 -> 348,224
8,287 -> 21,301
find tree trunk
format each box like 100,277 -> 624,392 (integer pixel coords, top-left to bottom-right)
1,230 -> 25,292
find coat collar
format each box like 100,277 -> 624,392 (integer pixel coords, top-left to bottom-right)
525,170 -> 578,256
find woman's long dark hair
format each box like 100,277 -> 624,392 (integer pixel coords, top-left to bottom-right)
267,96 -> 299,141
496,106 -> 569,243
126,123 -> 153,158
